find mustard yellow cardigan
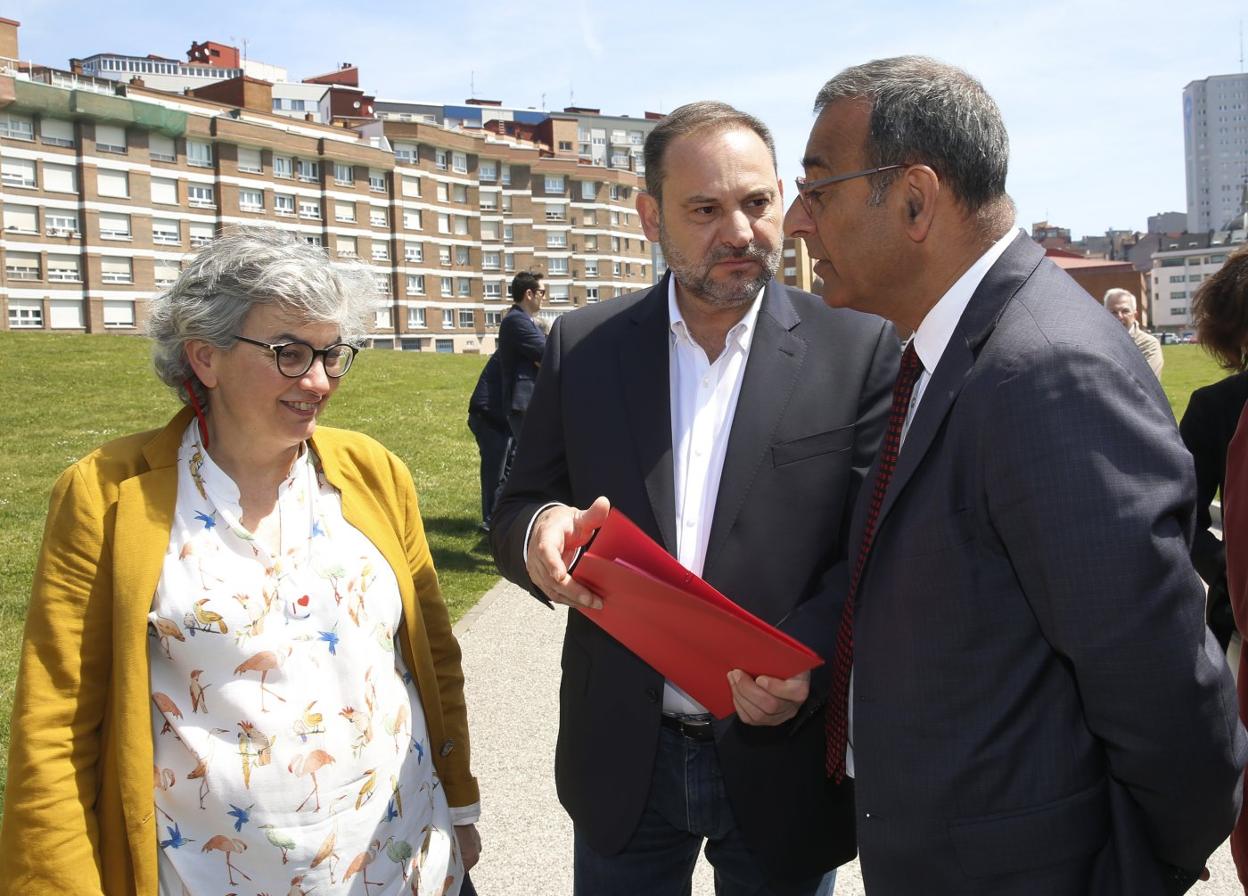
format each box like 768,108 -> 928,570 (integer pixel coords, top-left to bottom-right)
0,407 -> 479,895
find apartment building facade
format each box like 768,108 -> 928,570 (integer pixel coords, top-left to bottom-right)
1149,228 -> 1246,329
0,49 -> 654,351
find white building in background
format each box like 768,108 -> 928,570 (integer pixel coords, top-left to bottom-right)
1149,229 -> 1246,329
1184,72 -> 1248,233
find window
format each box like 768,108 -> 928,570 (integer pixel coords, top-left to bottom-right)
394,142 -> 417,164
103,299 -> 136,327
435,149 -> 448,171
442,309 -> 454,328
337,236 -> 358,258
453,184 -> 468,204
439,246 -> 452,265
369,169 -> 386,192
188,184 -> 215,207
436,338 -> 454,353
581,181 -> 596,200
38,161 -> 72,192
504,253 -> 515,272
151,177 -> 178,205
546,203 -> 566,222
49,299 -> 83,328
486,309 -> 502,326
47,255 -> 82,282
558,140 -> 573,152
97,170 -> 129,199
0,112 -> 34,140
613,261 -> 622,276
239,188 -> 264,212
437,213 -> 450,234
409,306 -> 427,328
548,285 -> 570,303
5,251 -> 39,280
586,287 -> 599,302
503,224 -> 514,244
403,209 -> 423,230
335,200 -> 357,223
481,220 -> 499,241
152,218 -> 180,244
456,246 -> 470,265
501,194 -> 512,212
458,308 -> 475,327
297,159 -> 320,182
453,216 -> 469,235
370,208 -> 388,227
41,118 -> 75,148
610,184 -> 622,200
437,183 -> 449,203
457,277 -> 472,296
2,157 -> 35,187
549,257 -> 569,274
545,175 -> 565,193
610,211 -> 620,225
452,151 -> 467,174
98,212 -> 131,239
500,164 -> 511,185
480,192 -> 497,211
334,162 -> 353,185
3,204 -> 37,233
584,234 -> 598,249
303,234 -> 323,248
584,259 -> 598,277
8,300 -> 42,328
406,274 -> 426,295
401,175 -> 421,197
299,198 -> 322,219
611,236 -> 621,252
483,251 -> 500,270
480,161 -> 497,181
441,277 -> 453,297
237,147 -> 262,173
373,274 -> 392,297
405,242 -> 423,262
583,210 -> 597,226
372,243 -> 389,261
274,193 -> 295,216
273,155 -> 293,178
47,210 -> 80,237
189,221 -> 216,247
547,231 -> 568,248
187,140 -> 213,167
154,260 -> 180,287
485,281 -> 502,298
100,257 -> 133,284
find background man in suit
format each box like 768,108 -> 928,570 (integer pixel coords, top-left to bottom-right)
783,56 -> 1246,896
491,102 -> 898,895
1105,287 -> 1164,378
497,270 -> 547,443
467,351 -> 508,531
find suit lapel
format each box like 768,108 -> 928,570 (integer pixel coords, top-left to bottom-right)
705,282 -> 804,571
620,275 -> 678,553
873,232 -> 1044,530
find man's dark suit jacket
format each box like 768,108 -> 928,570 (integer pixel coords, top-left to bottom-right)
848,233 -> 1247,896
1180,370 -> 1248,642
497,304 -> 546,428
491,274 -> 898,884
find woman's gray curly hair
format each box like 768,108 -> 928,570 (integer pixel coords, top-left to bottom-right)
147,227 -> 378,406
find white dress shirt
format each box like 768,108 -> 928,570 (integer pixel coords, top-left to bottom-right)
664,280 -> 763,714
846,225 -> 1017,776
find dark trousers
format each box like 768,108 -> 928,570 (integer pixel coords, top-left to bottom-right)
572,726 -> 831,896
468,412 -> 509,525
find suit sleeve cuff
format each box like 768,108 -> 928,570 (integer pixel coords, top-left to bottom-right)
522,502 -> 566,566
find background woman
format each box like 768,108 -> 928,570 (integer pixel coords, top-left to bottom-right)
0,227 -> 480,896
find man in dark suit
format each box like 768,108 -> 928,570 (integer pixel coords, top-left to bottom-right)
491,102 -> 898,895
497,270 -> 547,442
467,351 -> 509,530
782,55 -> 1247,896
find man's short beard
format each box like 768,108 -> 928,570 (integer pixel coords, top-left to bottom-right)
660,219 -> 781,308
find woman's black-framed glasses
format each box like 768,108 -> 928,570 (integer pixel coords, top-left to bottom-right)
233,335 -> 358,378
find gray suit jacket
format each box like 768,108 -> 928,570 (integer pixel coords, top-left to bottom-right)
850,233 -> 1247,895
491,274 -> 898,884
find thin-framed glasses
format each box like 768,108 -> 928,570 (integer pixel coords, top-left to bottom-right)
794,164 -> 907,211
232,334 -> 358,378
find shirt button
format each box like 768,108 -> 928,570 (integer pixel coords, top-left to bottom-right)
701,378 -> 710,388
685,519 -> 695,527
439,739 -> 455,757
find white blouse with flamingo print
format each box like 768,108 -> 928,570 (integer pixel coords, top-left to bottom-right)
148,423 -> 466,896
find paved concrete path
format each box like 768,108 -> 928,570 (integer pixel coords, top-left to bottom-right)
455,578 -> 1243,895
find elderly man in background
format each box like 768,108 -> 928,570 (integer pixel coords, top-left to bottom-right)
1105,287 -> 1164,378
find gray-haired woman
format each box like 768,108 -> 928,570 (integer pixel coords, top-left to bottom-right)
0,228 -> 481,896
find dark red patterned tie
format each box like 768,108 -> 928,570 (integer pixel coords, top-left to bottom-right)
826,343 -> 922,781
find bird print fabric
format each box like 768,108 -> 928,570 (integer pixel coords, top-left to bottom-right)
149,425 -> 463,895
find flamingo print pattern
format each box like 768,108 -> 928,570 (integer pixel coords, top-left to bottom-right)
149,425 -> 464,895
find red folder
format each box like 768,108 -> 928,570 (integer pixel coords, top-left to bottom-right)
570,508 -> 823,719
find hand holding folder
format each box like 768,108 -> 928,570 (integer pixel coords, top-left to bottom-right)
570,509 -> 823,719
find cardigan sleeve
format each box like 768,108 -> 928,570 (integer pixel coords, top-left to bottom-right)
0,462 -> 112,895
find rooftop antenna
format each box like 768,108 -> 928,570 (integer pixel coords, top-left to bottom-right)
470,70 -> 475,97
1240,20 -> 1244,72
569,81 -> 574,107
541,92 -> 547,110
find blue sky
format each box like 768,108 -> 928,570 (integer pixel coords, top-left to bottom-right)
8,0 -> 1246,238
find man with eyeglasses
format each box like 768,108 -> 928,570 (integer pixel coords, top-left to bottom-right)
491,101 -> 898,895
497,270 -> 548,446
785,56 -> 1246,895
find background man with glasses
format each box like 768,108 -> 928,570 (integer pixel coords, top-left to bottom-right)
491,101 -> 898,895
497,270 -> 548,445
785,56 -> 1246,895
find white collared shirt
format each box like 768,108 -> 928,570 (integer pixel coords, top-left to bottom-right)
846,224 -> 1017,777
663,278 -> 764,714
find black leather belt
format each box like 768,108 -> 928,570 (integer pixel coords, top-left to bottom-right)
661,714 -> 715,742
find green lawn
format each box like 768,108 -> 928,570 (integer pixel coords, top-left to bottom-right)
1162,343 -> 1231,422
0,332 -> 495,811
